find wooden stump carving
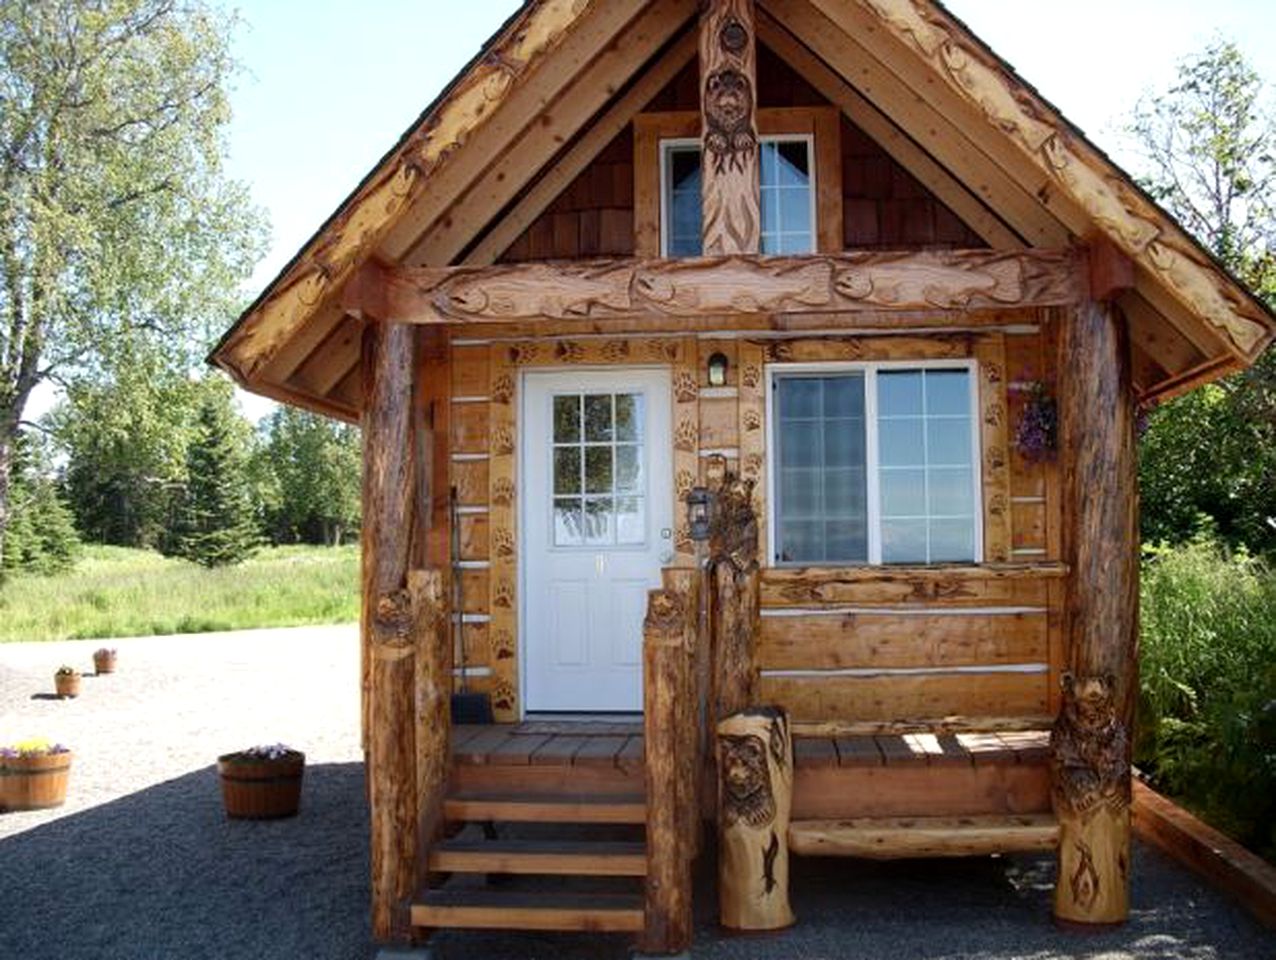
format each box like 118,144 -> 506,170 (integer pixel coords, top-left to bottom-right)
1050,673 -> 1131,923
718,707 -> 794,931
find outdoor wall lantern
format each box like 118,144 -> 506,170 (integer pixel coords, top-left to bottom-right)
707,351 -> 729,388
686,486 -> 715,542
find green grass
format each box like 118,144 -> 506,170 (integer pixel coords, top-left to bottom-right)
0,544 -> 359,642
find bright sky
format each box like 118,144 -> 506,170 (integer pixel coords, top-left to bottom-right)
154,1 -> 1276,421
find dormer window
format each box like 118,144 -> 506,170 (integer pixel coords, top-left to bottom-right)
658,135 -> 815,257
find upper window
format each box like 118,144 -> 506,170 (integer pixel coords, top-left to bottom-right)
768,362 -> 981,566
660,135 -> 815,257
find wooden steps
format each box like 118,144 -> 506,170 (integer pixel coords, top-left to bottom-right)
429,837 -> 647,876
411,888 -> 645,933
443,791 -> 646,824
788,813 -> 1060,859
416,759 -> 649,937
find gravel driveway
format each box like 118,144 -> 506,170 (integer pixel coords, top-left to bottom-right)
2,626 -> 1271,959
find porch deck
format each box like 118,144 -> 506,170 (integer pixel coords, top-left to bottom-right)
450,722 -> 1050,771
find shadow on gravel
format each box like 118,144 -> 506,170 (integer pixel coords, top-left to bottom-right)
3,768 -> 1271,960
0,762 -> 372,960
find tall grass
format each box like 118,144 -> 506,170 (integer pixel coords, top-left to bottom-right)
1138,540 -> 1276,859
0,544 -> 359,642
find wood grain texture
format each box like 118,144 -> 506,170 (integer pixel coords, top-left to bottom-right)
487,343 -> 519,721
760,671 -> 1049,723
355,250 -> 1086,326
412,569 -> 451,895
700,0 -> 761,255
718,707 -> 795,930
361,322 -> 420,942
758,610 -> 1047,669
974,333 -> 1012,562
737,340 -> 768,554
787,813 -> 1058,858
760,562 -> 1064,607
840,0 -> 1274,360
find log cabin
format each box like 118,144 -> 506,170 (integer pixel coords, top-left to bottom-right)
210,0 -> 1276,951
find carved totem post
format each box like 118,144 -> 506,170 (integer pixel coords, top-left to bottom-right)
1052,296 -> 1138,925
700,0 -> 760,255
709,471 -> 760,721
718,706 -> 794,930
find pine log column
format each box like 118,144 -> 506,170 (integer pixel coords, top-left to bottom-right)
700,0 -> 759,256
1052,254 -> 1138,926
709,472 -> 760,721
362,320 -> 423,942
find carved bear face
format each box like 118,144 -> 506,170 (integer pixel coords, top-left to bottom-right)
705,68 -> 752,133
721,733 -> 775,828
1062,672 -> 1117,731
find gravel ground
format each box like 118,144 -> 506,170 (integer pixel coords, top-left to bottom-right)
2,626 -> 1272,960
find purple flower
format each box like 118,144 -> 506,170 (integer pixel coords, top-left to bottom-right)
1013,381 -> 1057,462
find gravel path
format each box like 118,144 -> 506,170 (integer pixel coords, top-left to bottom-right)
2,627 -> 1271,959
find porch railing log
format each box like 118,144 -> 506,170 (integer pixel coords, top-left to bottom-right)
663,566 -> 705,856
709,473 -> 761,722
362,320 -> 423,942
413,568 -> 451,884
641,583 -> 697,955
1052,296 -> 1137,925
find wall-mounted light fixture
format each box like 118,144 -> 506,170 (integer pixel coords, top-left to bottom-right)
686,486 -> 715,542
707,351 -> 729,388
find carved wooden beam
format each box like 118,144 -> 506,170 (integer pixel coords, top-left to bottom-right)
841,0 -> 1275,361
344,249 -> 1087,326
700,0 -> 760,255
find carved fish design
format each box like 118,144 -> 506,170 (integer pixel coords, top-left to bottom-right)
635,260 -> 833,313
834,258 -> 1025,308
439,265 -> 633,319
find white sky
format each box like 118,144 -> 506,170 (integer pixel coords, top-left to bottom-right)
27,1 -> 1276,423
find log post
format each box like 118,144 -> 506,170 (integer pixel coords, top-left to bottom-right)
700,0 -> 760,255
718,707 -> 794,930
663,567 -> 703,857
710,473 -> 760,721
1052,297 -> 1138,925
362,321 -> 420,942
641,587 -> 695,955
413,568 -> 450,880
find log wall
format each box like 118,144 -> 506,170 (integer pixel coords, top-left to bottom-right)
435,312 -> 1065,725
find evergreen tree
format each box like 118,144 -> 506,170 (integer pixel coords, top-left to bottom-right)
169,386 -> 260,568
1,432 -> 79,577
256,407 -> 361,546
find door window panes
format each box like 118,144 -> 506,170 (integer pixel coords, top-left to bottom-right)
552,392 -> 647,547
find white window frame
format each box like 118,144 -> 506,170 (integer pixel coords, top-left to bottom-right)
764,359 -> 984,568
658,134 -> 818,258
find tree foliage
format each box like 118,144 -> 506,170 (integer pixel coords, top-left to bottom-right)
1130,40 -> 1276,554
0,430 -> 78,576
0,0 -> 265,567
255,407 -> 360,546
167,379 -> 260,567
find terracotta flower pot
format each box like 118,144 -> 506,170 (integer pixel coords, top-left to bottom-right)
217,750 -> 305,819
0,751 -> 73,811
93,651 -> 117,675
54,672 -> 81,699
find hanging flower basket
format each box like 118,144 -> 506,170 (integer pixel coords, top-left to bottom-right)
54,667 -> 81,699
0,742 -> 72,812
1011,380 -> 1058,462
217,744 -> 305,819
93,648 -> 118,675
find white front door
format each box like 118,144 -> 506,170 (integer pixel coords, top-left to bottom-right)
522,368 -> 675,712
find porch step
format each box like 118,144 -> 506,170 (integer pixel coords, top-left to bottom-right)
788,813 -> 1060,859
429,837 -> 647,876
443,791 -> 646,824
411,887 -> 645,933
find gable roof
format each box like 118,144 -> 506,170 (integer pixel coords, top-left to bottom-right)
211,0 -> 1275,420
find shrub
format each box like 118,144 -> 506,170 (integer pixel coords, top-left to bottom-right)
1138,539 -> 1276,859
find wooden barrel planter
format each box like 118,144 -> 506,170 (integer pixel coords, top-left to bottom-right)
54,671 -> 81,699
0,751 -> 73,811
93,649 -> 117,675
217,750 -> 305,819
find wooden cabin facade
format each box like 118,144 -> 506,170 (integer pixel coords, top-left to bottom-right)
212,0 -> 1275,950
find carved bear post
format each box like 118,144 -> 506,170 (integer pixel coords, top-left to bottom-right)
1050,673 -> 1132,924
718,706 -> 794,931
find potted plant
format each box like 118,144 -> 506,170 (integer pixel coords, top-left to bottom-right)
0,740 -> 73,811
92,647 -> 118,675
217,743 -> 305,819
53,666 -> 81,699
